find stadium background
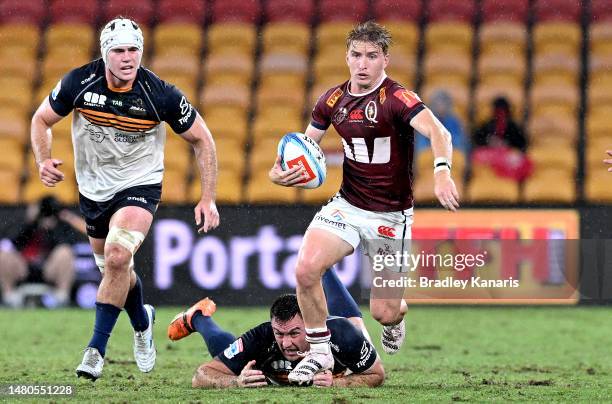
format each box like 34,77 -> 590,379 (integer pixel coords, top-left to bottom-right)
0,0 -> 610,308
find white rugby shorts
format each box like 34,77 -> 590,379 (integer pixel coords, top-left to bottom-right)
307,194 -> 414,272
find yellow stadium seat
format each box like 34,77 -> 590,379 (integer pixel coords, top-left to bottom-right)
302,166 -> 343,204
252,115 -> 303,141
164,141 -> 191,173
421,83 -> 469,122
588,85 -> 612,112
259,53 -> 308,77
207,23 -> 256,56
22,176 -> 78,205
0,107 -> 28,142
0,53 -> 37,81
0,23 -> 39,53
257,86 -> 305,110
533,22 -> 581,55
413,174 -> 465,204
528,145 -> 576,172
528,114 -> 577,146
0,169 -> 21,203
246,167 -> 298,203
425,23 -> 473,54
204,53 -> 253,82
41,52 -> 89,83
250,138 -> 280,170
190,168 -> 243,204
585,172 -> 612,203
589,23 -> 612,57
150,53 -> 200,79
154,23 -> 203,54
532,52 -> 579,86
474,84 -> 524,124
479,22 -> 526,56
422,51 -> 472,88
467,171 -> 519,203
386,52 -> 416,85
201,84 -> 250,112
478,54 -> 525,86
0,138 -> 25,173
587,110 -> 612,141
46,23 -> 94,52
381,21 -> 419,55
309,77 -> 349,106
529,83 -> 578,119
215,138 -> 246,172
204,113 -> 248,142
259,72 -> 307,93
262,23 -> 310,55
316,23 -> 354,55
161,168 -> 188,204
523,169 -> 575,203
0,76 -> 33,112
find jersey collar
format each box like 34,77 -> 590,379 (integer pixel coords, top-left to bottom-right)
346,73 -> 387,97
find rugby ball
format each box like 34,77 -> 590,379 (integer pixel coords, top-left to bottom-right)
277,132 -> 326,189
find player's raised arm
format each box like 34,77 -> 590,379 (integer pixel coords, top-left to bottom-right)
411,108 -> 460,211
31,98 -> 66,187
179,112 -> 220,233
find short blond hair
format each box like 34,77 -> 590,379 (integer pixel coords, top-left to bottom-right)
346,21 -> 392,55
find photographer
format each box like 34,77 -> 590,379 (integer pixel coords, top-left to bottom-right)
0,196 -> 85,307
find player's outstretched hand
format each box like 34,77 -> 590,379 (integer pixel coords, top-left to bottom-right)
604,150 -> 612,172
313,369 -> 333,387
195,199 -> 220,234
237,360 -> 268,388
269,155 -> 306,187
38,158 -> 64,187
434,171 -> 460,212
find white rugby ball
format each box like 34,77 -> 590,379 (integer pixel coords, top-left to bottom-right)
277,132 -> 326,189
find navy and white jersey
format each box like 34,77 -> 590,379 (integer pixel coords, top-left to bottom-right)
48,59 -> 196,202
217,317 -> 378,386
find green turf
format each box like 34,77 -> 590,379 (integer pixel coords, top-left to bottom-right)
0,306 -> 610,402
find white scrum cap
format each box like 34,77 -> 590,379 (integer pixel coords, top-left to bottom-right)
99,18 -> 144,65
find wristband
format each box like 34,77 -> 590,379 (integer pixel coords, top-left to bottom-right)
433,157 -> 452,170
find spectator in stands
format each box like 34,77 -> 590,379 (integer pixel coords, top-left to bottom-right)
605,150 -> 612,172
416,90 -> 467,154
473,96 -> 526,151
0,196 -> 85,308
471,96 -> 532,181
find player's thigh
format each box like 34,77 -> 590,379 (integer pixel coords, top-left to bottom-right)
0,250 -> 28,279
298,228 -> 354,272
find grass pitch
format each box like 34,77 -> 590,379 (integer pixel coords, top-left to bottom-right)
0,306 -> 610,402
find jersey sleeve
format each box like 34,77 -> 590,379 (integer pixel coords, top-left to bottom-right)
328,318 -> 378,374
310,87 -> 342,130
216,322 -> 274,375
48,69 -> 81,117
389,85 -> 426,124
158,82 -> 197,134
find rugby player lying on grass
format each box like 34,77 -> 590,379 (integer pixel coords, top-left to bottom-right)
168,270 -> 384,388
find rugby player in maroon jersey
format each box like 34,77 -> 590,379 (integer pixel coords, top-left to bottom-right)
269,21 -> 459,384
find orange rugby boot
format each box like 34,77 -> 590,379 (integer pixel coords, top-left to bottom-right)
167,297 -> 217,341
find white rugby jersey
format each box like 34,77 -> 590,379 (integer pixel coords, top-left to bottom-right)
49,59 -> 196,202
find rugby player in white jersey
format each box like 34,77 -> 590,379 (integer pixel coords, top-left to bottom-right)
30,17 -> 219,380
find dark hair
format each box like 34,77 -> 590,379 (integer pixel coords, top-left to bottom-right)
346,20 -> 392,55
493,96 -> 510,111
39,196 -> 61,218
270,294 -> 301,323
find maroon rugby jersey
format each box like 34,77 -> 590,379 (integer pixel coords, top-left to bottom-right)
311,76 -> 426,212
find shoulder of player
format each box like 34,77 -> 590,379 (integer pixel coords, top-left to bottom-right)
62,59 -> 105,88
317,80 -> 350,108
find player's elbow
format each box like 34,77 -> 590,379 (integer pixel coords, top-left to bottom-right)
192,365 -> 210,388
369,363 -> 386,387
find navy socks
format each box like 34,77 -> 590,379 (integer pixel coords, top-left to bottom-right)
123,274 -> 149,332
87,302 -> 122,357
191,312 -> 236,358
322,269 -> 362,318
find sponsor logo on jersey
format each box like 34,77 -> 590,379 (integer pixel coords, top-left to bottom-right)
314,214 -> 347,230
379,87 -> 386,104
80,73 -> 96,85
178,96 -> 193,125
349,109 -> 364,120
85,124 -> 106,143
127,196 -> 147,204
270,360 -> 293,370
224,338 -> 244,359
356,341 -> 373,368
377,225 -> 396,238
51,80 -> 62,100
111,99 -> 123,107
330,209 -> 345,221
326,88 -> 343,108
115,133 -> 146,143
365,101 -> 378,124
333,107 -> 348,125
84,92 -> 107,107
393,89 -> 421,109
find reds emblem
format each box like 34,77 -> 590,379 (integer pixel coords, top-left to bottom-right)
377,226 -> 396,238
365,101 -> 378,123
326,88 -> 343,107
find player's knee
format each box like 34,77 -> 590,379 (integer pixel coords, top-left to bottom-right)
370,302 -> 401,325
295,257 -> 325,288
104,244 -> 132,273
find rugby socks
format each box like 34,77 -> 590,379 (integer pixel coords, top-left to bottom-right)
322,269 -> 362,318
192,311 -> 235,358
88,302 -> 121,357
123,274 -> 149,332
305,327 -> 332,354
